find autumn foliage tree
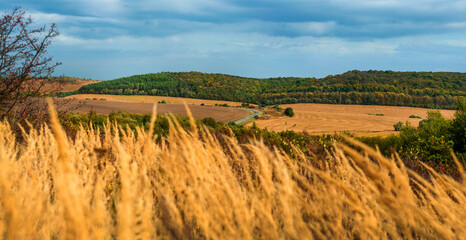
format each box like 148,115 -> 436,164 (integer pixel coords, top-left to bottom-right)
0,7 -> 61,123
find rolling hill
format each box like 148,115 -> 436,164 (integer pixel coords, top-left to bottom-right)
73,70 -> 465,109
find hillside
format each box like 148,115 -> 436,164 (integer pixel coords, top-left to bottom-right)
42,77 -> 100,93
75,70 -> 466,109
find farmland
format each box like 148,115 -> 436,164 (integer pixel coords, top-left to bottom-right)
66,94 -> 243,106
247,103 -> 456,135
64,94 -> 457,135
65,100 -> 250,124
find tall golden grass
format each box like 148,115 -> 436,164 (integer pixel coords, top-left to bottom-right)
0,101 -> 465,239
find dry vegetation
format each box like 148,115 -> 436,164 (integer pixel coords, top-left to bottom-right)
0,102 -> 465,239
251,103 -> 456,135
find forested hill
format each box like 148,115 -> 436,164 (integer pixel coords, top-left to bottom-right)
76,70 -> 466,109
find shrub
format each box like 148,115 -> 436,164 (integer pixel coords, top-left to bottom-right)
201,117 -> 219,128
409,115 -> 422,119
450,99 -> 466,152
393,121 -> 404,131
284,107 -> 294,117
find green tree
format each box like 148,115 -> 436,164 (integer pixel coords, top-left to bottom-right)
418,111 -> 451,139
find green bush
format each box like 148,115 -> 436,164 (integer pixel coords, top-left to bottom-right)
409,115 -> 422,119
202,117 -> 220,128
284,107 -> 294,117
393,121 -> 404,131
450,99 -> 466,152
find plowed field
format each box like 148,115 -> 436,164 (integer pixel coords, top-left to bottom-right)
66,99 -> 250,123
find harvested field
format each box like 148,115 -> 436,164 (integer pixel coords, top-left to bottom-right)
67,94 -> 243,106
247,103 -> 456,135
66,100 -> 250,123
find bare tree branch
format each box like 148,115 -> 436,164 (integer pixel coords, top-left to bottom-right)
0,7 -> 62,124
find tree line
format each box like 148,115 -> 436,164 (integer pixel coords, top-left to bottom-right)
75,70 -> 465,109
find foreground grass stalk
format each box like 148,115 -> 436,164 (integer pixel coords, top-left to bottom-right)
0,102 -> 464,239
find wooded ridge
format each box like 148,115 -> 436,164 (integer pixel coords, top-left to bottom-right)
74,70 -> 466,109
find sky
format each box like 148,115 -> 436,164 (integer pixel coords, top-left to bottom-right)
1,0 -> 466,80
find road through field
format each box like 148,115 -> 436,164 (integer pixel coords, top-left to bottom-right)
234,108 -> 262,125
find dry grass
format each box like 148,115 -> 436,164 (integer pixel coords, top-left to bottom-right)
0,102 -> 465,239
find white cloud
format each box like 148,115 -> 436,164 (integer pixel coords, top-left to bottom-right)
126,0 -> 242,15
329,0 -> 466,11
29,11 -> 120,25
55,31 -> 398,57
285,21 -> 336,35
446,22 -> 466,28
71,0 -> 123,16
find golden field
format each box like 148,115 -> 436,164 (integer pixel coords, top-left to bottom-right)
0,102 -> 464,239
249,103 -> 456,135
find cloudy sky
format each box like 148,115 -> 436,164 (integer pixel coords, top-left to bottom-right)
2,0 -> 466,80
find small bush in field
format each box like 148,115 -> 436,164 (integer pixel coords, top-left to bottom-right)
409,115 -> 422,119
284,107 -> 294,117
